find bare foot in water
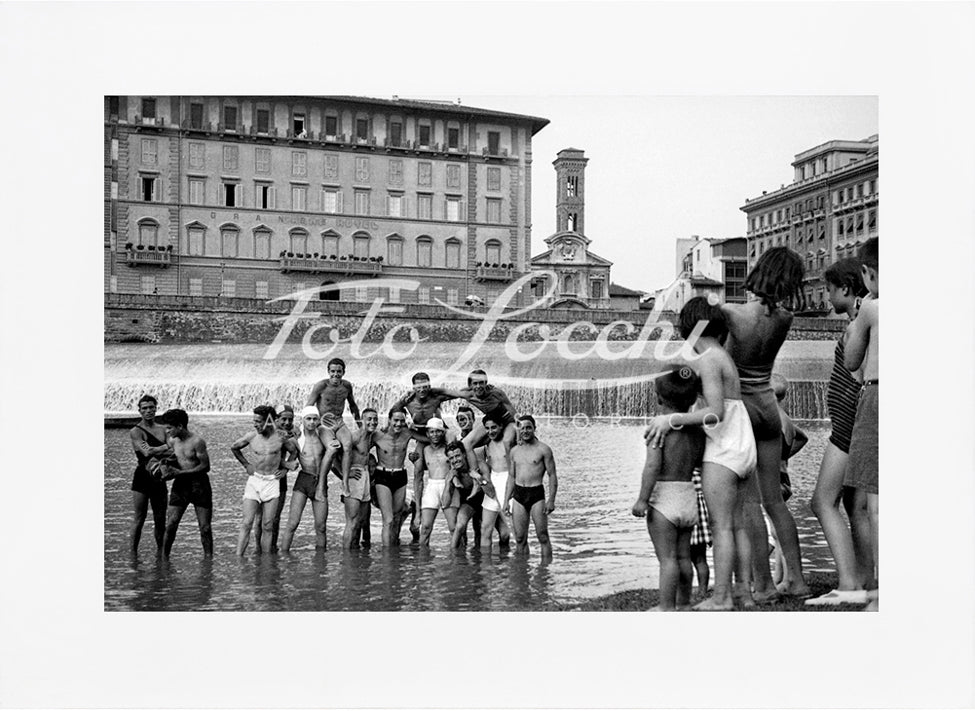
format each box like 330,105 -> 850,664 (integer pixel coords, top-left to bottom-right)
752,588 -> 781,604
775,580 -> 812,598
693,596 -> 734,611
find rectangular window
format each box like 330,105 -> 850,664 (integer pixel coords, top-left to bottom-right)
189,278 -> 203,296
189,142 -> 204,169
221,279 -> 236,298
292,185 -> 307,211
417,193 -> 432,220
417,240 -> 432,267
419,124 -> 431,147
355,157 -> 370,183
141,98 -> 156,119
447,288 -> 459,305
322,188 -> 341,214
324,154 -> 339,179
256,281 -> 269,299
223,105 -> 237,130
486,198 -> 501,224
141,138 -> 157,165
354,237 -> 369,260
487,131 -> 500,154
591,281 -> 603,299
868,210 -> 877,231
141,176 -> 156,202
387,193 -> 403,217
293,112 -> 305,137
418,162 -> 432,186
390,121 -> 403,147
485,243 -> 501,265
387,239 -> 403,265
487,167 -> 501,191
446,164 -> 461,188
256,109 -> 269,134
221,230 -> 238,257
448,127 -> 460,149
224,182 -> 240,207
255,232 -> 271,259
354,189 -> 370,216
256,183 -> 274,209
446,241 -> 461,269
140,275 -> 156,295
356,118 -> 369,142
323,234 -> 339,257
187,227 -> 204,255
445,197 -> 461,222
223,145 -> 239,172
388,159 -> 403,185
190,102 -> 204,129
567,175 -> 578,197
418,286 -> 430,304
856,183 -> 864,198
189,178 -> 204,205
325,115 -> 338,138
138,223 -> 157,247
292,152 -> 307,177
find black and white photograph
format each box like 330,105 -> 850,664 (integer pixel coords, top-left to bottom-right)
3,2 -> 974,709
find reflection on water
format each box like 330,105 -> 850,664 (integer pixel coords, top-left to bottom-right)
105,419 -> 837,611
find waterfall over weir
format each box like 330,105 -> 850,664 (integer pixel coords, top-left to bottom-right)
105,341 -> 834,420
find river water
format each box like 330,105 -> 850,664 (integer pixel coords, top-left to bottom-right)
104,417 -> 837,611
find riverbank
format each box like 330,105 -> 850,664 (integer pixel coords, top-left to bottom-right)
549,572 -> 870,611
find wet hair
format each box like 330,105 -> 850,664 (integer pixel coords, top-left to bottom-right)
138,394 -> 157,407
517,414 -> 536,428
678,296 -> 728,341
445,440 -> 467,458
457,405 -> 475,419
481,413 -> 500,428
654,365 -> 700,412
387,407 -> 408,420
411,372 -> 431,384
824,257 -> 867,298
858,238 -> 878,272
468,368 -> 488,387
361,408 -> 378,419
157,408 -> 188,428
327,358 -> 346,373
770,373 -> 788,402
254,404 -> 277,421
744,246 -> 806,313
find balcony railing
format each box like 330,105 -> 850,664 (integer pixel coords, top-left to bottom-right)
475,265 -> 514,282
482,146 -> 509,157
124,249 -> 172,267
279,256 -> 382,276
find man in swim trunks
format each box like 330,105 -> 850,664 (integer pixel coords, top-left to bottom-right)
372,408 -> 414,547
506,414 -> 557,561
255,404 -> 296,553
389,372 -> 458,444
456,370 -> 519,463
472,414 -> 512,552
231,405 -> 300,555
341,408 -> 379,549
280,406 -> 340,552
307,357 -> 361,485
444,441 -> 484,551
155,409 -> 213,558
414,418 -> 456,545
128,395 -> 171,556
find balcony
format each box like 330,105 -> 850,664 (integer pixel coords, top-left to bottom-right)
133,115 -> 163,130
322,133 -> 348,145
482,146 -> 509,158
249,125 -> 279,138
279,255 -> 382,276
474,265 -> 514,282
123,248 -> 172,267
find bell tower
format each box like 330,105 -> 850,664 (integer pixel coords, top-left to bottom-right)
554,148 -> 588,235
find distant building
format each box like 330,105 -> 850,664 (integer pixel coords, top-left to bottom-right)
654,236 -> 747,312
608,283 -> 644,311
104,95 -> 548,307
741,135 -> 879,309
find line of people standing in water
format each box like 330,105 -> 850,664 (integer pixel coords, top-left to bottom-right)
126,366 -> 559,562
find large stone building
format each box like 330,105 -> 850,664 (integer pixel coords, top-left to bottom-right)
104,95 -> 548,307
529,149 -> 616,309
741,135 -> 879,309
653,236 -> 747,312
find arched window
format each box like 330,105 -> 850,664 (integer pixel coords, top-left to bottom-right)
353,231 -> 371,260
220,223 -> 239,257
252,226 -> 272,259
563,274 -> 576,295
185,221 -> 206,256
485,239 -> 501,266
445,238 -> 462,269
321,230 -> 340,259
137,218 -> 159,247
289,228 -> 308,256
386,233 -> 404,266
417,236 -> 433,267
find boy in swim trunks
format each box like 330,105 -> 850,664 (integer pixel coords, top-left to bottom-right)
472,414 -> 513,552
280,406 -> 340,552
231,405 -> 300,555
389,372 -> 458,444
632,365 -> 706,611
644,297 -> 758,610
341,408 -> 379,549
372,408 -> 414,547
255,404 -> 296,553
414,418 -> 456,545
505,415 -> 557,562
842,237 -> 879,611
307,357 -> 361,486
155,408 -> 213,558
128,395 -> 171,556
444,441 -> 485,551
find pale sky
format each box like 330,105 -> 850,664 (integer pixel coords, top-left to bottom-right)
465,95 -> 878,293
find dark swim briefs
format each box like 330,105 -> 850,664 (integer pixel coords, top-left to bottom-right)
131,466 -> 168,500
293,471 -> 323,499
512,484 -> 546,511
169,474 -> 213,509
373,467 -> 408,492
454,485 -> 484,511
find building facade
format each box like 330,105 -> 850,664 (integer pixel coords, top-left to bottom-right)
104,96 -> 548,307
741,135 -> 879,310
654,236 -> 747,311
529,149 -> 615,309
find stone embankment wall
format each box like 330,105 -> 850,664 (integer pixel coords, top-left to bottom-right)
104,294 -> 846,344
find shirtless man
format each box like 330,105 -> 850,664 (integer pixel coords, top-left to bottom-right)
389,372 -> 458,444
255,404 -> 296,553
445,441 -> 485,551
505,415 -> 557,561
231,405 -> 300,556
414,418 -> 456,545
128,395 -> 171,555
307,357 -> 361,484
372,408 -> 414,547
457,369 -> 518,463
473,415 -> 513,552
280,406 -> 340,552
341,408 -> 379,549
155,409 -> 213,558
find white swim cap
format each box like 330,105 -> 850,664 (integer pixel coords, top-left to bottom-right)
426,417 -> 446,431
299,405 -> 320,419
